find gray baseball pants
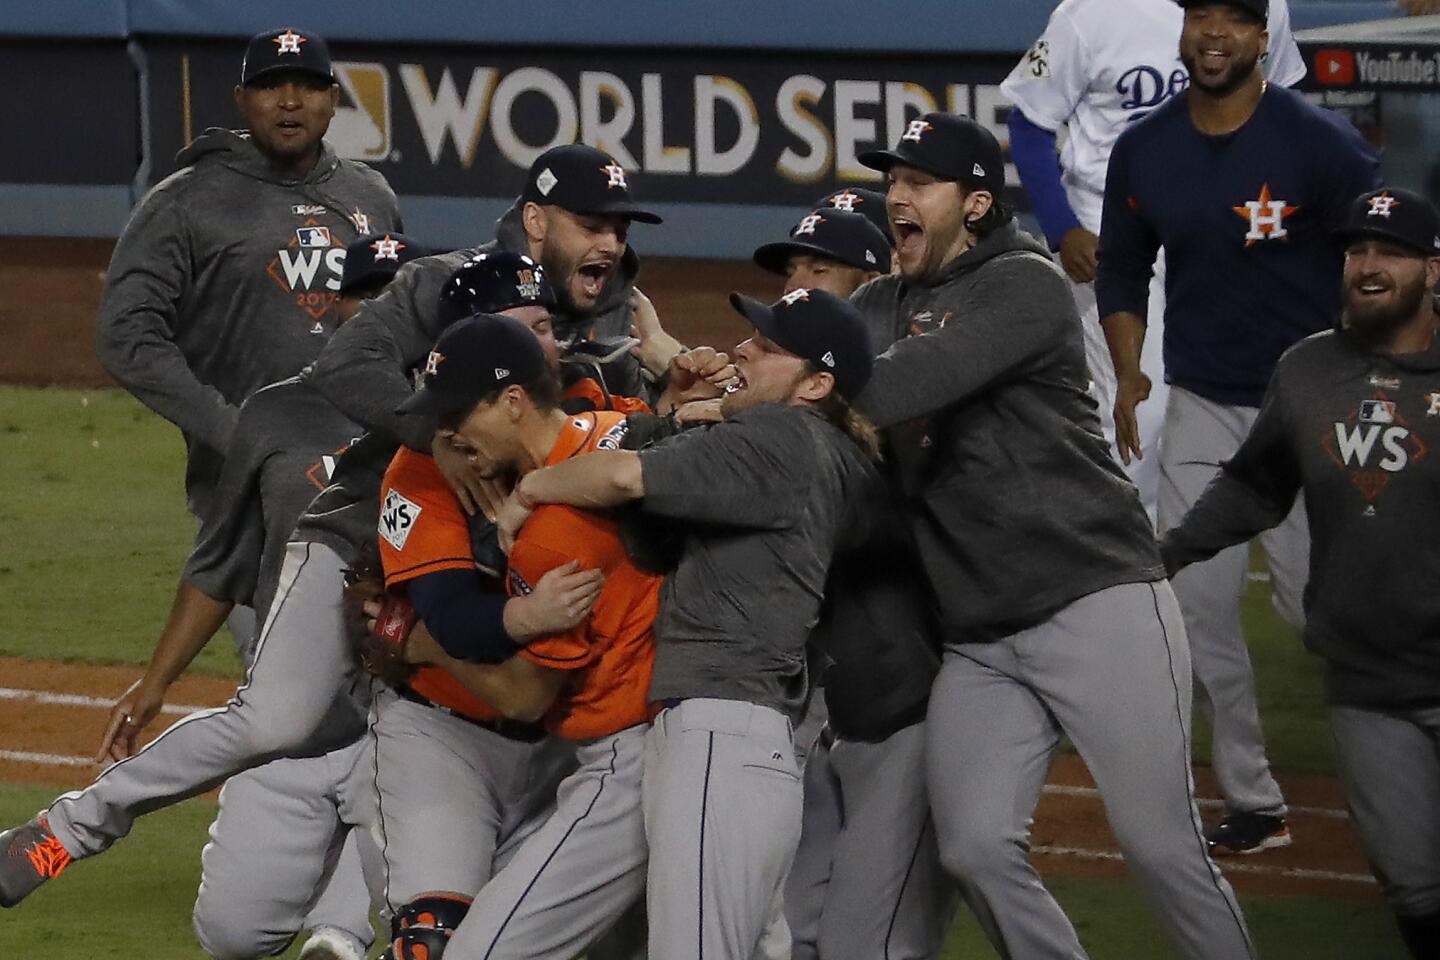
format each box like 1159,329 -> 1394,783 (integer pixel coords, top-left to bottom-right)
1159,386 -> 1304,816
927,580 -> 1254,960
786,721 -> 956,960
1329,703 -> 1440,917
645,698 -> 800,960
364,693 -> 575,913
444,724 -> 649,960
46,541 -> 368,857
192,738 -> 377,960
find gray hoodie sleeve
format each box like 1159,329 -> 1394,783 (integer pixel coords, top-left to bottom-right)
309,257 -> 448,452
94,178 -> 239,450
182,396 -> 270,605
855,253 -> 1072,429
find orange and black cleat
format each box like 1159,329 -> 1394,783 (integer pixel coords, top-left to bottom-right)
0,816 -> 73,907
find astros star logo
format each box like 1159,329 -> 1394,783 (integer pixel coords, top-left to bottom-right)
828,191 -> 860,212
602,163 -> 628,189
424,351 -> 444,376
781,288 -> 811,306
1427,392 -> 1440,417
902,119 -> 932,143
350,209 -> 371,234
1367,192 -> 1401,219
273,30 -> 306,55
794,214 -> 825,237
371,235 -> 405,261
1233,183 -> 1299,246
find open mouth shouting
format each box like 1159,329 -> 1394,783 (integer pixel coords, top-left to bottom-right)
574,259 -> 614,302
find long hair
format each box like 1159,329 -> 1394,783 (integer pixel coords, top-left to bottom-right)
807,364 -> 883,462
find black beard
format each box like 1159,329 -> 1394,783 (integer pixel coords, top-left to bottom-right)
538,245 -> 598,338
1180,49 -> 1262,100
1341,274 -> 1429,348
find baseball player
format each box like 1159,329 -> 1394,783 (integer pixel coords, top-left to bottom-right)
1002,0 -> 1305,520
95,28 -> 400,522
1097,0 -> 1381,855
851,111 -> 1252,960
309,143 -> 664,506
1159,187 -> 1440,959
0,235 -> 427,960
495,288 -> 881,959
753,208 -> 890,298
358,314 -> 662,960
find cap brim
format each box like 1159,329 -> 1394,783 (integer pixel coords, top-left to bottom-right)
242,64 -> 335,86
753,240 -> 868,274
571,201 -> 664,225
727,292 -> 785,344
396,386 -> 466,418
1333,225 -> 1437,257
857,147 -> 960,184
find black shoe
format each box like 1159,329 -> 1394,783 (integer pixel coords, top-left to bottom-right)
1206,812 -> 1292,857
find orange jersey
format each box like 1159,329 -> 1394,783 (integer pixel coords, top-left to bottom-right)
379,447 -> 502,722
563,377 -> 652,417
508,411 -> 659,739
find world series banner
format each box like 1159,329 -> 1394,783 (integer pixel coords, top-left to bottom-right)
139,39 -> 1023,206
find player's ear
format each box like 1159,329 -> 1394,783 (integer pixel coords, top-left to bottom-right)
795,369 -> 835,404
962,188 -> 993,227
1425,256 -> 1440,292
232,85 -> 245,114
326,82 -> 340,114
521,203 -> 548,247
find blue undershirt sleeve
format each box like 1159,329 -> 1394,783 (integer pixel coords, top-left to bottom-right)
1007,109 -> 1083,250
406,568 -> 519,664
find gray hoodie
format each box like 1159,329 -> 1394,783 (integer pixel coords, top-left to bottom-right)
853,220 -> 1164,638
94,128 -> 400,516
308,202 -> 642,452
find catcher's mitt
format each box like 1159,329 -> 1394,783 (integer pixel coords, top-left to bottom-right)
342,540 -> 419,688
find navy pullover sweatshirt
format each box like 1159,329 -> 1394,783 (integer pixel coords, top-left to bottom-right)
1096,86 -> 1380,407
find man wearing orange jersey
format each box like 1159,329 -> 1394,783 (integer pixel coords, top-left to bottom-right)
378,314 -> 663,960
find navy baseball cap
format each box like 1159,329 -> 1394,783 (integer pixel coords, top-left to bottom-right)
728,288 -> 874,399
521,145 -> 662,224
1176,0 -> 1267,21
858,112 -> 1005,195
753,209 -> 891,275
397,314 -> 550,417
817,188 -> 893,243
1334,187 -> 1440,257
437,252 -> 557,327
240,28 -> 334,86
338,233 -> 429,294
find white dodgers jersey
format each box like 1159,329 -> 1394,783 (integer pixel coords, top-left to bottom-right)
1000,0 -> 1306,230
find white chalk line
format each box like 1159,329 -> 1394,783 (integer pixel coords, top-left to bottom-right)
1033,844 -> 1375,885
1041,783 -> 1348,820
0,685 -> 215,716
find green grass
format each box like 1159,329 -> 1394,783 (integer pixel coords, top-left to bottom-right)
0,387 -> 1399,957
0,777 -> 1402,959
0,386 -> 243,677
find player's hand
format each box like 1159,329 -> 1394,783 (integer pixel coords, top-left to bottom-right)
496,491 -> 536,555
1059,227 -> 1100,285
628,288 -> 684,376
662,347 -> 736,408
674,398 -> 725,424
1112,369 -> 1152,465
505,560 -> 606,639
97,677 -> 167,763
432,429 -> 488,516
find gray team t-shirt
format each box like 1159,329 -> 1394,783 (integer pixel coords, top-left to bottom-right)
183,377 -> 360,661
638,403 -> 876,720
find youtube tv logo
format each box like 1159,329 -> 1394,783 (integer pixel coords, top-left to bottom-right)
1316,49 -> 1356,85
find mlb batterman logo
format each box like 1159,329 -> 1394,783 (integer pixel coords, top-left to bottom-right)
273,30 -> 306,55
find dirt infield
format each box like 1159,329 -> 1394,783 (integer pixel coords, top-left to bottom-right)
0,656 -> 1377,903
0,237 -> 771,389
